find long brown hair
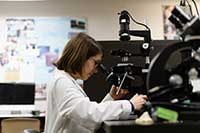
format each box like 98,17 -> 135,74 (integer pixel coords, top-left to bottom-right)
54,32 -> 103,76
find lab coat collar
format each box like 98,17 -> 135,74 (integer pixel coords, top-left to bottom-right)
55,69 -> 88,97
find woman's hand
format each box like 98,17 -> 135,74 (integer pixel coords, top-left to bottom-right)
109,85 -> 129,100
130,93 -> 147,111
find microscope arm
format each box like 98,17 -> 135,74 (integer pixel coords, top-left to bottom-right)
129,30 -> 151,43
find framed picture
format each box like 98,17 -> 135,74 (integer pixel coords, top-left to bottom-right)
162,5 -> 179,40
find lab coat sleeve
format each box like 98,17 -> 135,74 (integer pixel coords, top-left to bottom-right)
102,93 -> 114,102
54,78 -> 132,131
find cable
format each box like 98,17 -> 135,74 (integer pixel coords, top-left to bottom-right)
180,0 -> 186,6
180,0 -> 193,17
191,0 -> 199,17
185,0 -> 193,16
126,12 -> 151,31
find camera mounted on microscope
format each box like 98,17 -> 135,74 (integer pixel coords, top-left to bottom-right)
105,10 -> 152,94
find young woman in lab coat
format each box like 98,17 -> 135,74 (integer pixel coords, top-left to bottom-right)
44,32 -> 147,133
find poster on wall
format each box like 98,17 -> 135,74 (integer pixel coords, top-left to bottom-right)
0,17 -> 87,99
162,5 -> 193,40
162,5 -> 179,40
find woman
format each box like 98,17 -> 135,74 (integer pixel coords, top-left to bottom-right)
44,32 -> 147,133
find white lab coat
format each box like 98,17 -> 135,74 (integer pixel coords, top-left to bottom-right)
44,69 -> 132,133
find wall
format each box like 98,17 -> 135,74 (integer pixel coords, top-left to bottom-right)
0,0 -> 199,40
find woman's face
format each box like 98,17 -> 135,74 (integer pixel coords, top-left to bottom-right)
81,54 -> 102,80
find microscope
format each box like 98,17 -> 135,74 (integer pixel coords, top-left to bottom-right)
103,4 -> 200,121
105,10 -> 151,95
145,4 -> 200,121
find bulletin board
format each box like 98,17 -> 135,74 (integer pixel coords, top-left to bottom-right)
0,17 -> 87,99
